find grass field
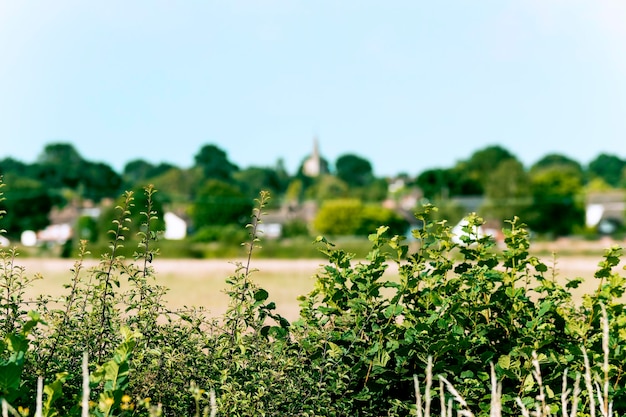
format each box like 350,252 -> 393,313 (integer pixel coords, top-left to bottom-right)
15,252 -> 626,323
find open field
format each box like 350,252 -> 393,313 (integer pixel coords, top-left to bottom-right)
14,253 -> 626,323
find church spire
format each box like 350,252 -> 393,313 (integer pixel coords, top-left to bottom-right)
303,136 -> 322,177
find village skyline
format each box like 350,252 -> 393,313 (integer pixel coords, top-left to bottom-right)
2,3 -> 625,177
1,139 -> 624,180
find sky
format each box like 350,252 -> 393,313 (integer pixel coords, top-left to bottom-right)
1,1 -> 626,178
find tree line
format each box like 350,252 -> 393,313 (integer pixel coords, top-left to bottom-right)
0,142 -> 625,241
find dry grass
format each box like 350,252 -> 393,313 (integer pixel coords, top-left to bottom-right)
17,253 -> 625,323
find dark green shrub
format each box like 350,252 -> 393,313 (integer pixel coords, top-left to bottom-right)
191,224 -> 248,244
281,218 -> 310,238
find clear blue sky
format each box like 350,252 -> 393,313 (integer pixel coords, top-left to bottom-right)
1,1 -> 625,177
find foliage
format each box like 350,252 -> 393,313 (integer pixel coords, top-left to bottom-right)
297,206 -> 626,415
314,199 -> 409,237
0,180 -> 625,416
35,143 -> 122,203
97,186 -> 166,243
122,160 -> 176,187
190,224 -> 248,245
280,219 -> 310,238
526,165 -> 586,236
481,159 -> 532,223
415,168 -> 453,200
335,153 -> 374,188
306,174 -> 349,201
193,144 -> 239,182
0,174 -> 56,238
531,153 -> 584,175
191,180 -> 253,229
233,166 -> 287,205
132,166 -> 200,206
453,145 -> 519,195
587,153 -> 626,188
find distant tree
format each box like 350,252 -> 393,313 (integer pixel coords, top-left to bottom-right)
525,165 -> 585,236
335,153 -> 374,187
194,144 -> 239,182
306,175 -> 349,201
81,161 -> 123,202
481,159 -> 532,223
415,168 -> 453,200
123,160 -> 176,186
0,174 -> 55,237
352,178 -> 389,202
446,166 -> 483,196
530,153 -> 583,175
0,158 -> 34,178
274,158 -> 291,188
233,166 -> 285,203
35,142 -> 85,189
123,159 -> 155,185
31,143 -> 121,202
587,153 -> 626,188
148,167 -> 202,204
284,179 -> 304,205
452,145 -> 518,195
191,179 -> 252,229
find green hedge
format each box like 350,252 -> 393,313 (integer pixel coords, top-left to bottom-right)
0,188 -> 624,416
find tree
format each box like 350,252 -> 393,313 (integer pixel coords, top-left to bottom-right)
530,153 -> 583,175
193,144 -> 239,182
191,180 -> 252,229
452,145 -> 518,195
148,167 -> 202,205
233,166 -> 285,203
0,174 -> 55,237
0,158 -> 34,178
35,143 -> 85,190
306,175 -> 349,201
415,168 -> 453,200
81,161 -> 123,202
481,159 -> 532,223
351,178 -> 389,202
525,165 -> 585,236
587,153 -> 626,188
123,159 -> 156,185
335,153 -> 374,187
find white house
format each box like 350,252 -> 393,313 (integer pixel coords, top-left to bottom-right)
164,212 -> 187,240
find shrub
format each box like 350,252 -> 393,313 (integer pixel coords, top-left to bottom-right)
0,180 -> 624,416
314,198 -> 409,237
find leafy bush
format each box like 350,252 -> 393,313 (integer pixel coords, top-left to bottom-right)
190,224 -> 249,244
313,198 -> 409,237
280,219 -> 310,238
0,180 -> 625,416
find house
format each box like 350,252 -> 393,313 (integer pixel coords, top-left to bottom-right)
585,190 -> 626,234
164,212 -> 187,240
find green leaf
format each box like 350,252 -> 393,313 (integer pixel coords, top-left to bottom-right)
254,288 -> 269,302
497,355 -> 511,370
383,304 -> 403,319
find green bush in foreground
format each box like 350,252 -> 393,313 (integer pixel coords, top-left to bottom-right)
0,181 -> 625,416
